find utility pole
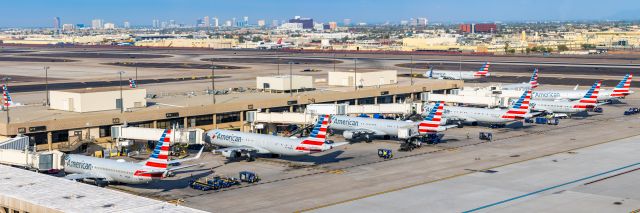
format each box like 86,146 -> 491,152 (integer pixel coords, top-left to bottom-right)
354,58 -> 358,90
410,55 -> 414,86
289,62 -> 294,97
333,52 -> 336,72
118,71 -> 125,113
277,56 -> 280,75
211,61 -> 216,104
44,66 -> 50,106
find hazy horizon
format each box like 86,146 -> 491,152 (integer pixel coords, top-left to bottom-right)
2,0 -> 640,27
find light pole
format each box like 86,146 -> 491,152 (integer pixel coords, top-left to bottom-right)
277,56 -> 280,75
354,58 -> 357,90
2,77 -> 10,124
410,55 -> 414,86
44,66 -> 50,106
211,61 -> 216,104
333,52 -> 336,72
130,56 -> 137,83
289,62 -> 294,97
118,71 -> 125,113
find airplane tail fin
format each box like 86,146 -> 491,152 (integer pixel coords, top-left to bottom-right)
474,62 -> 490,77
573,80 -> 601,109
529,68 -> 539,88
129,78 -> 137,88
428,66 -> 434,78
501,89 -> 531,120
611,74 -> 633,97
2,84 -> 15,108
419,101 -> 444,134
135,129 -> 171,178
295,115 -> 330,153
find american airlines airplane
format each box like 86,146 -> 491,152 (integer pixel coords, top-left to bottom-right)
256,38 -> 292,49
425,62 -> 490,80
129,78 -> 137,88
329,101 -> 451,142
424,89 -> 532,126
501,68 -> 539,90
531,80 -> 602,114
532,74 -> 632,101
207,115 -> 347,161
64,129 -> 204,186
2,84 -> 16,108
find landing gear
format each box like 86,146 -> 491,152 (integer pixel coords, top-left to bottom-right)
364,134 -> 373,143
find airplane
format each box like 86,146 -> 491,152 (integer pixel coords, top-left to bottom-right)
530,80 -> 602,115
206,115 -> 348,161
63,129 -> 204,186
129,78 -> 137,88
531,74 -> 632,101
425,62 -> 490,80
329,101 -> 452,142
1,84 -> 21,109
256,38 -> 292,49
501,68 -> 539,90
424,89 -> 533,127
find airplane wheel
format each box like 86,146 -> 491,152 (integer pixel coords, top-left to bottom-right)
364,134 -> 373,143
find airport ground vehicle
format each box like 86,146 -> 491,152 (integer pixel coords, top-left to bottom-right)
377,149 -> 393,159
479,132 -> 493,141
189,176 -> 241,191
239,171 -> 260,183
624,107 -> 640,115
399,133 -> 444,152
535,117 -> 559,125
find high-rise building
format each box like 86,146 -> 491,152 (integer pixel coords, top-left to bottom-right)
257,19 -> 266,27
161,21 -> 168,29
225,20 -> 232,27
289,16 -> 313,29
104,23 -> 116,29
459,23 -> 497,33
271,20 -> 279,27
91,19 -> 103,29
204,16 -> 210,27
243,16 -> 249,26
417,18 -> 428,27
232,18 -> 236,27
62,24 -> 74,31
328,22 -> 337,30
152,19 -> 159,28
169,20 -> 176,27
213,17 -> 219,27
123,21 -> 130,29
343,18 -> 351,26
196,19 -> 204,27
53,17 -> 61,33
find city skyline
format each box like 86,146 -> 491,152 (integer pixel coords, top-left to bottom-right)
2,0 -> 640,27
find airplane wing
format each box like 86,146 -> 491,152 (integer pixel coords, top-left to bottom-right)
169,146 -> 204,165
64,173 -> 111,181
446,116 -> 476,123
168,163 -> 204,172
345,128 -> 386,136
214,146 -> 259,154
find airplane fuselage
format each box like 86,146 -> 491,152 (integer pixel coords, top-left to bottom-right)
533,90 -> 614,101
425,105 -> 516,124
64,154 -> 154,184
207,129 -> 319,156
329,115 -> 417,137
427,70 -> 485,80
530,100 -> 585,114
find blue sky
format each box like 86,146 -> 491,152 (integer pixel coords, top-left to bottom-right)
2,0 -> 640,27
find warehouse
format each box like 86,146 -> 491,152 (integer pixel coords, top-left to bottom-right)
256,75 -> 314,93
49,87 -> 147,113
328,70 -> 397,87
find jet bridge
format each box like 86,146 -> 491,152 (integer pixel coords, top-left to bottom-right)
0,136 -> 64,171
110,126 -> 205,145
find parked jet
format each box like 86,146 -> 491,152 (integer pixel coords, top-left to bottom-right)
63,129 -> 203,186
502,68 -> 539,90
1,84 -> 20,108
256,38 -> 292,49
207,115 -> 347,161
425,62 -> 490,80
129,78 -> 137,88
424,89 -> 532,126
329,101 -> 451,142
532,74 -> 632,101
531,81 -> 602,114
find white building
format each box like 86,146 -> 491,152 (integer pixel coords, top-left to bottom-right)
91,19 -> 103,29
278,23 -> 303,31
328,70 -> 397,87
256,75 -> 313,92
61,24 -> 75,31
49,87 -> 146,113
104,23 -> 116,29
123,21 -> 130,28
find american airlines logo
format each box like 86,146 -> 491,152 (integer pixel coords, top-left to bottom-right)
533,92 -> 560,98
214,132 -> 242,143
331,117 -> 358,127
65,158 -> 93,170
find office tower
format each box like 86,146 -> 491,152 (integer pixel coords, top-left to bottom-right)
343,18 -> 351,26
123,21 -> 130,28
152,19 -> 159,28
204,16 -> 210,27
91,19 -> 103,29
257,19 -> 266,27
213,17 -> 219,27
271,20 -> 279,27
53,17 -> 61,33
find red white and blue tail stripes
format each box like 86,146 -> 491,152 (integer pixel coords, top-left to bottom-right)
295,115 -> 329,153
419,101 -> 444,134
611,74 -> 632,97
129,78 -> 137,88
2,84 -> 14,108
529,68 -> 539,88
135,129 -> 171,178
474,62 -> 490,77
501,89 -> 531,120
574,80 -> 601,109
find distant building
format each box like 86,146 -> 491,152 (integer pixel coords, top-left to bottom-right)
62,24 -> 75,31
417,18 -> 428,27
196,19 -> 204,27
91,19 -> 103,29
257,19 -> 266,27
53,17 -> 61,33
243,16 -> 249,26
279,23 -> 303,31
152,19 -> 159,28
123,21 -> 130,29
213,17 -> 219,27
232,18 -> 236,27
271,20 -> 279,27
460,23 -> 497,33
323,24 -> 331,30
225,20 -> 232,27
328,22 -> 337,30
343,18 -> 351,26
104,23 -> 116,29
204,16 -> 210,27
289,16 -> 313,29
75,24 -> 85,29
